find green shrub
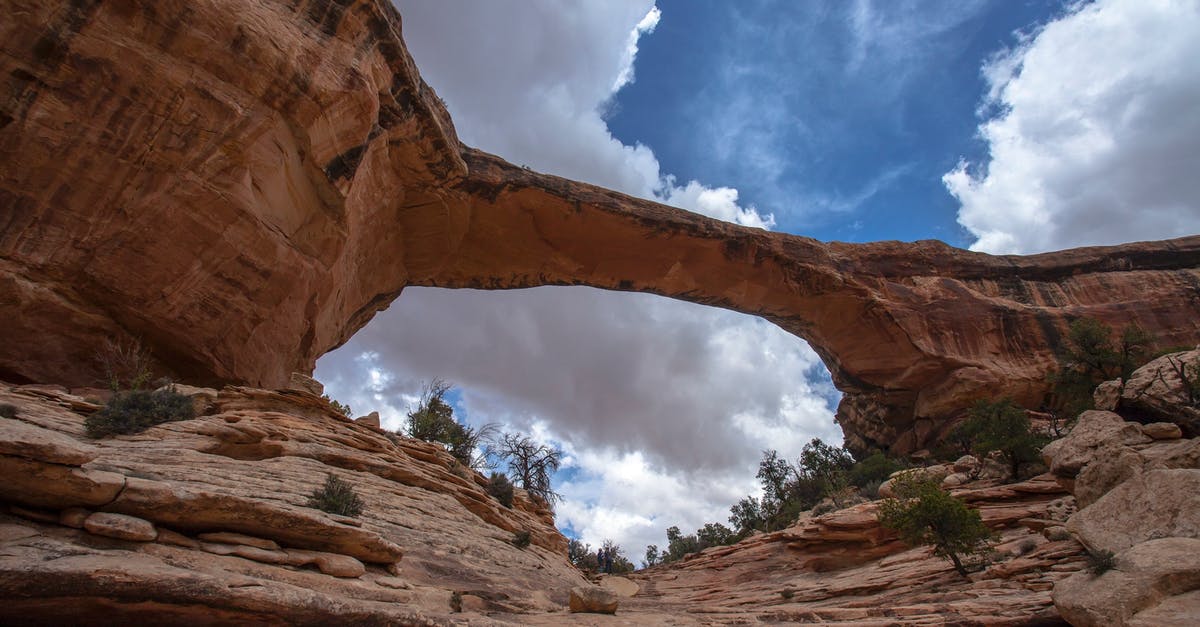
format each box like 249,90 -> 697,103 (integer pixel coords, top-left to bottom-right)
1050,319 -> 1154,420
1086,549 -> 1116,576
449,591 -> 462,613
877,473 -> 993,577
84,388 -> 195,438
511,530 -> 532,549
780,588 -> 795,600
322,395 -> 351,417
858,479 -> 885,500
406,380 -> 498,470
962,398 -> 1046,480
486,472 -> 514,508
306,473 -> 364,518
0,403 -> 17,419
848,451 -> 905,488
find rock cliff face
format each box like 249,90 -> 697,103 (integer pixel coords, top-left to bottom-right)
3,0 -> 1200,453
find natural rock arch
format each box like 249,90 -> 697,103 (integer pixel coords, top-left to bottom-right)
2,0 -> 1199,452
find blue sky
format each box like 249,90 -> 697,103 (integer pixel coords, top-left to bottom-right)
318,0 -> 1200,558
606,0 -> 1071,245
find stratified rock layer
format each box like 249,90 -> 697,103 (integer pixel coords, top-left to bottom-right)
0,381 -> 582,624
1,380 -> 1094,625
3,0 -> 1200,452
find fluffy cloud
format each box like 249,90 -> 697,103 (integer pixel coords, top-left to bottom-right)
946,0 -> 1200,254
312,2 -> 835,552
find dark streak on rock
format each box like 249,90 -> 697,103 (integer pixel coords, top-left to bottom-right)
324,143 -> 368,182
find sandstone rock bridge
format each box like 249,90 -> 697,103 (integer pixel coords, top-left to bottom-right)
3,0 -> 1199,452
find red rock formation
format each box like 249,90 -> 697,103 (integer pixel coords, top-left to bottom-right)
0,381 -> 1089,624
2,0 -> 1199,453
0,380 -> 583,623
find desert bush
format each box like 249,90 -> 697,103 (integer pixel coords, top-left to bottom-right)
486,472 -> 514,508
449,591 -> 462,613
858,479 -> 885,499
877,473 -> 993,577
1086,549 -> 1117,576
511,530 -> 532,549
84,387 -> 195,438
780,588 -> 795,600
306,473 -> 364,518
1016,538 -> 1038,555
97,337 -> 154,392
406,379 -> 497,470
0,403 -> 17,418
322,395 -> 351,417
848,451 -> 906,488
568,538 -> 599,571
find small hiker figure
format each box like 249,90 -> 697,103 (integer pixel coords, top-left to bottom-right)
604,548 -> 614,574
596,547 -> 605,574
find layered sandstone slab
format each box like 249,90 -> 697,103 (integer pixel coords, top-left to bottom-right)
2,0 -> 1199,453
0,381 -> 584,623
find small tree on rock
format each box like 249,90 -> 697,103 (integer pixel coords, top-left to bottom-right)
496,432 -> 561,507
405,380 -> 496,471
877,473 -> 992,577
1051,318 -> 1153,419
962,398 -> 1046,480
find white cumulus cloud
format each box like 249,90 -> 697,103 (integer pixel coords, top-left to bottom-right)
946,0 -> 1200,254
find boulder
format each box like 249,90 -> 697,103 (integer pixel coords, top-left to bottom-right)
1092,379 -> 1122,411
1074,447 -> 1145,508
287,373 -> 324,397
284,549 -> 366,578
83,513 -> 157,542
879,465 -> 953,498
0,417 -> 96,466
1141,422 -> 1182,440
0,455 -> 125,510
355,412 -> 381,429
1119,350 -> 1200,436
1041,411 -> 1149,478
569,586 -> 618,614
1069,469 -> 1200,554
952,455 -> 980,475
1053,537 -> 1200,627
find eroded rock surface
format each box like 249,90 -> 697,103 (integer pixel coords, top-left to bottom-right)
2,0 -> 1199,453
1044,397 -> 1200,626
0,381 -> 585,624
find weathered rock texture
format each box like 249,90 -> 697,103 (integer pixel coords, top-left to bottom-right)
615,473 -> 1082,625
4,379 -> 1114,625
1042,378 -> 1200,626
0,381 -> 584,624
3,0 -> 1200,454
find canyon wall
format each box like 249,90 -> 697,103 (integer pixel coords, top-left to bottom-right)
3,0 -> 1199,453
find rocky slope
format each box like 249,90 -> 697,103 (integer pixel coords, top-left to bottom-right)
3,0 -> 1200,453
611,470 -> 1082,626
0,378 -> 586,625
0,377 -> 1088,625
1044,350 -> 1200,626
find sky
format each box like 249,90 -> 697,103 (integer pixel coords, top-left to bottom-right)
317,0 -> 1200,559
